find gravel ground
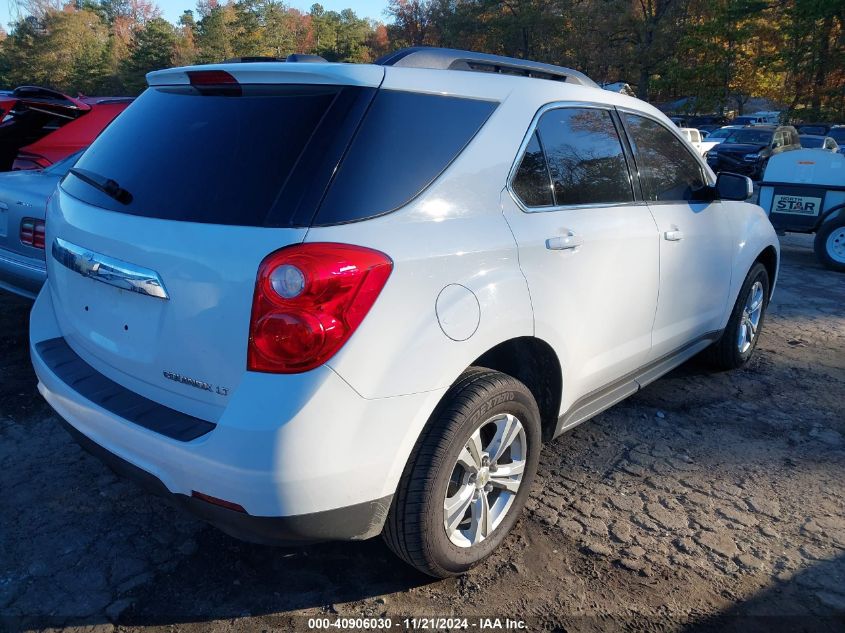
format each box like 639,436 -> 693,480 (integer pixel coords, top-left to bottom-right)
1,233 -> 843,632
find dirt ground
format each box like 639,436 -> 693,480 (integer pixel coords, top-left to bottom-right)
1,233 -> 843,633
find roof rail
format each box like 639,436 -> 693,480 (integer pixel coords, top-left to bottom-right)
376,47 -> 599,88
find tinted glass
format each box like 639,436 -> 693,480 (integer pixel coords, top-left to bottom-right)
624,114 -> 707,202
314,90 -> 496,225
511,131 -> 553,207
535,108 -> 632,206
725,129 -> 774,144
62,84 -> 374,226
799,126 -> 826,136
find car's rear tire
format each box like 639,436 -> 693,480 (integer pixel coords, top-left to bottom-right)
814,217 -> 845,272
383,367 -> 541,578
704,262 -> 770,370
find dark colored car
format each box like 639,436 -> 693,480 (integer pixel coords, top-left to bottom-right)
706,126 -> 800,180
0,86 -> 131,171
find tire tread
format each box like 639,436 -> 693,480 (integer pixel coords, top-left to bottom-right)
383,367 -> 533,577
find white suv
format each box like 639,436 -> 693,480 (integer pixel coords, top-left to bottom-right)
30,48 -> 779,578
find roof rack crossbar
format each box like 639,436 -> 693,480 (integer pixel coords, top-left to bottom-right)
376,47 -> 599,88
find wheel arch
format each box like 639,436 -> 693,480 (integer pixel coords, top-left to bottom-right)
755,244 -> 779,298
469,336 -> 563,442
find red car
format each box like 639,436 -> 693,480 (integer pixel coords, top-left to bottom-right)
0,86 -> 132,171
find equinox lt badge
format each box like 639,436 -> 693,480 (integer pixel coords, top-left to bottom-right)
163,371 -> 229,396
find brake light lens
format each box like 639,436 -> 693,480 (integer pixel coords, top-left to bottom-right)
20,218 -> 45,249
248,243 -> 393,373
187,70 -> 241,96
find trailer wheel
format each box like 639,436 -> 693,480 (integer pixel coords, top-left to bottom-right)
814,217 -> 845,272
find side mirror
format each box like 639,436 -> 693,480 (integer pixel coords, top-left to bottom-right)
715,172 -> 753,201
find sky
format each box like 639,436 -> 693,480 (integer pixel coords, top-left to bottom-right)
0,1 -> 391,31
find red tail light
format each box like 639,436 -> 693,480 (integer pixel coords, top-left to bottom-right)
20,218 -> 45,249
248,243 -> 393,373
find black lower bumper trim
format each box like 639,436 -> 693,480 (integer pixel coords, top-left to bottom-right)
60,419 -> 392,545
36,337 -> 215,441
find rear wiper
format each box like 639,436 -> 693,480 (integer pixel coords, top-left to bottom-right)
69,168 -> 133,205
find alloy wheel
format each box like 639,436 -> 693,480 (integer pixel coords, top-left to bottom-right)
443,413 -> 527,548
737,280 -> 764,354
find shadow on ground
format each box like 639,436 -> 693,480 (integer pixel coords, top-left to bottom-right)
685,553 -> 845,633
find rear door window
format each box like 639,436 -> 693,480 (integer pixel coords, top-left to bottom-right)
534,107 -> 633,206
623,114 -> 708,202
511,131 -> 554,207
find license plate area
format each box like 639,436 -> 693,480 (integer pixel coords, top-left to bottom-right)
53,267 -> 166,366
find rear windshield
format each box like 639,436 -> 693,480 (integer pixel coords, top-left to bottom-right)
62,83 -> 497,227
62,84 -> 374,226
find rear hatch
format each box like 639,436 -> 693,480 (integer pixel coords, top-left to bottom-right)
46,63 -> 385,419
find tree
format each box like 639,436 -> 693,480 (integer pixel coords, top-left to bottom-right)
387,0 -> 434,47
195,3 -> 237,63
121,16 -> 177,93
0,9 -> 110,93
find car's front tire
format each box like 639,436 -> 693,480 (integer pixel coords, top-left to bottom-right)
383,368 -> 541,578
704,262 -> 770,370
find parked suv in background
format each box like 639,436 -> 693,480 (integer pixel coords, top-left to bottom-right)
706,125 -> 800,180
30,48 -> 779,578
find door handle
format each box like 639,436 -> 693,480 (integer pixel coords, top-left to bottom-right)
546,231 -> 583,251
664,228 -> 684,241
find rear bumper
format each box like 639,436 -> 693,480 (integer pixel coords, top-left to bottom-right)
30,287 -> 446,544
61,418 -> 391,545
0,248 -> 45,299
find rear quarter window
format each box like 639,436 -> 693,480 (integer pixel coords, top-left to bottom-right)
312,90 -> 497,226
